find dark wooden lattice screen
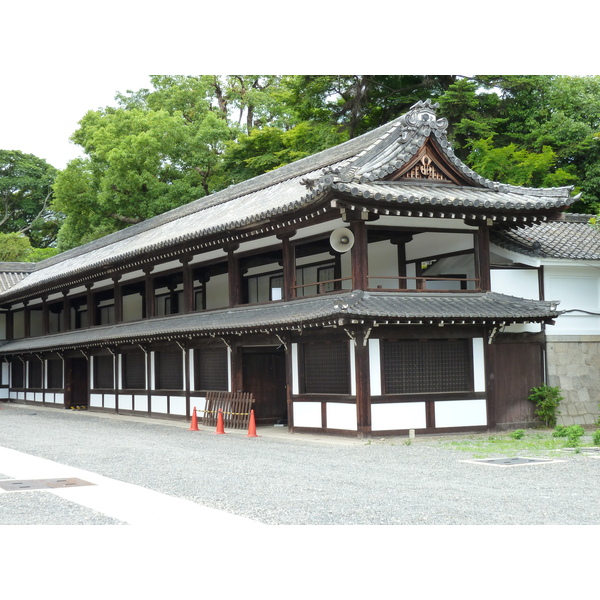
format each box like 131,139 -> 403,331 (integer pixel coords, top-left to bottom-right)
28,359 -> 43,388
11,360 -> 24,388
122,352 -> 146,389
155,351 -> 183,390
383,339 -> 472,394
195,347 -> 228,391
93,355 -> 114,389
47,359 -> 63,389
302,342 -> 350,394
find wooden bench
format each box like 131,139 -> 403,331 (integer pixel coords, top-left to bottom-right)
203,391 -> 255,430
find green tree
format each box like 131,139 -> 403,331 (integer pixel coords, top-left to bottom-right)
0,150 -> 61,247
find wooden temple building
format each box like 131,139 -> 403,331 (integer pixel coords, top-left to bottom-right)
0,99 -> 586,437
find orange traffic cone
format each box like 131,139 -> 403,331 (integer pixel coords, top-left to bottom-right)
214,409 -> 226,435
247,410 -> 259,438
189,407 -> 199,431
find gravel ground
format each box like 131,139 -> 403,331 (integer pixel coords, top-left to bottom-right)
1,402 -> 599,526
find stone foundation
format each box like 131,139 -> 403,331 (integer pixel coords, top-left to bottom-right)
546,336 -> 600,427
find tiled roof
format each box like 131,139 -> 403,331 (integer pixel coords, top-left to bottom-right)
0,263 -> 36,292
0,290 -> 560,353
0,100 -> 578,303
491,214 -> 600,260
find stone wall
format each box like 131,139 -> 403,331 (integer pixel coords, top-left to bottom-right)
546,336 -> 600,426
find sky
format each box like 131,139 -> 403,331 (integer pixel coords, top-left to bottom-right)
2,3 -> 594,171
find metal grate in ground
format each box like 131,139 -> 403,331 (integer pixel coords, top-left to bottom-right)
461,457 -> 564,467
0,478 -> 95,492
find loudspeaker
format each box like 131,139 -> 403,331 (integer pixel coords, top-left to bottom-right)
330,227 -> 355,253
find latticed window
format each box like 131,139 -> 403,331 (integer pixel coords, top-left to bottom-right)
93,355 -> 114,389
300,342 -> 350,394
122,352 -> 146,389
47,359 -> 63,389
11,360 -> 24,388
28,359 -> 43,388
382,339 -> 472,394
194,347 -> 228,391
155,351 -> 184,390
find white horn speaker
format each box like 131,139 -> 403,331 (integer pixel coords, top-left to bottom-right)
330,227 -> 355,253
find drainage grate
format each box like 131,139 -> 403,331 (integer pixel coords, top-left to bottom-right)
0,478 -> 95,492
462,457 -> 562,467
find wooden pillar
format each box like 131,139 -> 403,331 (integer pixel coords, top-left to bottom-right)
350,221 -> 368,290
354,330 -> 371,438
113,276 -> 122,323
62,291 -> 69,331
144,267 -> 154,319
227,246 -> 241,308
41,295 -> 49,335
86,284 -> 94,327
280,235 -> 296,301
476,224 -> 491,291
180,257 -> 193,314
23,301 -> 30,338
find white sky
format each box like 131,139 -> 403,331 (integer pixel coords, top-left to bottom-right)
2,3 -> 594,171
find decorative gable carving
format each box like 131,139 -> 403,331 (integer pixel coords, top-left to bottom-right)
384,140 -> 474,186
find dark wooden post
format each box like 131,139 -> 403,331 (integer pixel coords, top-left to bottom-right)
42,295 -> 49,335
280,235 -> 296,301
86,284 -> 94,327
23,301 -> 30,338
350,220 -> 368,290
144,266 -> 154,319
62,291 -> 69,331
180,257 -> 193,314
354,330 -> 371,438
113,276 -> 122,323
476,224 -> 491,291
227,246 -> 241,308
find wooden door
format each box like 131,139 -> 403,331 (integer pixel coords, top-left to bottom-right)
242,347 -> 287,425
488,341 -> 543,427
65,357 -> 89,409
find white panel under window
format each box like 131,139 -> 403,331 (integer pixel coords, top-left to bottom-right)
90,394 -> 103,407
327,402 -> 357,431
170,395 -> 187,416
134,395 -> 148,411
55,393 -> 63,404
104,394 -> 116,409
472,338 -> 485,392
293,402 -> 321,428
369,339 -> 382,396
435,399 -> 487,427
371,402 -> 427,431
350,343 -> 356,396
119,394 -> 133,410
152,396 -> 168,414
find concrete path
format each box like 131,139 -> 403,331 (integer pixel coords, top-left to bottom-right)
0,445 -> 261,527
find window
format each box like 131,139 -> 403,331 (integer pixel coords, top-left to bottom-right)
300,342 -> 350,394
47,359 -> 63,389
29,305 -> 44,336
154,273 -> 183,317
48,302 -> 64,334
93,355 -> 114,389
12,310 -> 25,339
382,339 -> 472,394
122,282 -> 145,322
28,359 -> 43,388
94,289 -> 115,325
122,352 -> 146,389
194,347 -> 228,391
11,360 -> 24,388
70,297 -> 88,330
154,351 -> 183,390
269,275 -> 283,301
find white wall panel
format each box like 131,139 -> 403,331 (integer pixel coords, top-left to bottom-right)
134,395 -> 148,412
293,402 -> 321,428
104,394 -> 116,409
327,402 -> 357,431
371,402 -> 427,431
170,395 -> 187,416
369,339 -> 382,396
90,394 -> 103,408
152,396 -> 168,414
435,399 -> 487,427
119,395 -> 133,410
472,338 -> 485,392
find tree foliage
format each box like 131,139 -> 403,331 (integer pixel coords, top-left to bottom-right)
0,150 -> 61,248
50,75 -> 600,252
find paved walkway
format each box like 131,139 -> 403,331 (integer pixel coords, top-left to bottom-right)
0,445 -> 261,527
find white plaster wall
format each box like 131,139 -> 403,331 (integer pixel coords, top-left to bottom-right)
326,403 -> 357,430
406,232 -> 474,261
1,362 -> 9,384
104,394 -> 116,409
291,344 -> 299,394
293,402 -> 322,428
0,389 -> 9,399
122,293 -> 143,322
134,395 -> 148,411
371,402 -> 427,431
368,240 -> 399,289
90,394 -> 103,408
54,393 -> 63,404
369,339 -> 382,395
170,395 -> 187,416
491,268 -> 542,333
119,394 -> 133,410
152,395 -> 168,413
45,393 -> 55,404
435,399 -> 487,427
544,265 -> 600,335
472,338 -> 486,392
